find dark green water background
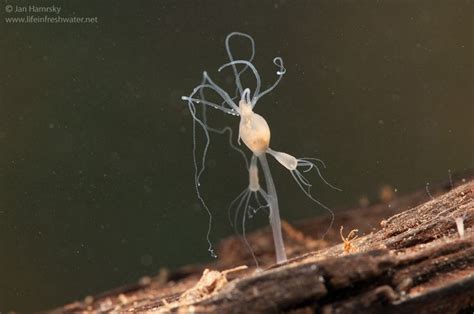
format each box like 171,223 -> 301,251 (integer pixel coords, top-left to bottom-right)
1,0 -> 472,311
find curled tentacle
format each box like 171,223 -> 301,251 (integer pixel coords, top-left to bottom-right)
225,32 -> 256,95
182,96 -> 235,115
184,72 -> 239,112
227,186 -> 269,268
268,148 -> 340,240
182,73 -> 249,258
253,57 -> 286,105
296,158 -> 341,191
228,188 -> 251,229
290,156 -> 341,239
219,60 -> 262,102
249,190 -> 270,217
290,170 -> 335,240
185,98 -> 216,257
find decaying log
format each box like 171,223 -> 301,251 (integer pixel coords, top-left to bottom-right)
51,178 -> 474,313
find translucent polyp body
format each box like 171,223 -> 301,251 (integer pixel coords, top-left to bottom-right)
182,32 -> 338,265
239,100 -> 270,155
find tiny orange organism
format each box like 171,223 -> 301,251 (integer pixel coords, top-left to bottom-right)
340,226 -> 359,254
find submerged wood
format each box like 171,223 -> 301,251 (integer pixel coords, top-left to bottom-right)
51,177 -> 474,313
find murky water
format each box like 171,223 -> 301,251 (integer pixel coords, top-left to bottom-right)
1,1 -> 472,311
